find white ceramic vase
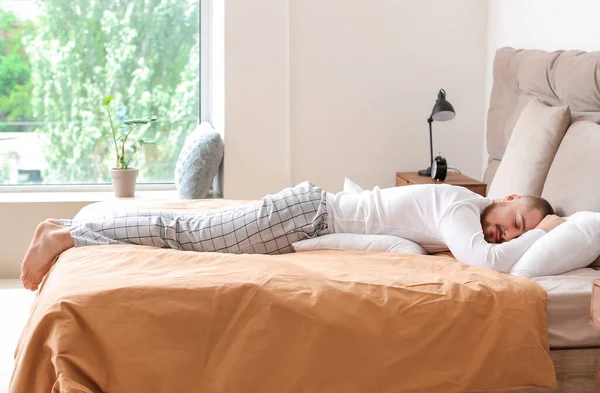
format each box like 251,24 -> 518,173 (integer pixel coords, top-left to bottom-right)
109,168 -> 139,197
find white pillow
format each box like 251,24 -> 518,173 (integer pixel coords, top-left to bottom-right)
343,177 -> 364,193
292,233 -> 427,255
487,99 -> 570,199
510,212 -> 600,278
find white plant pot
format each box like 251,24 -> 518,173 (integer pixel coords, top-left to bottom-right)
109,168 -> 139,197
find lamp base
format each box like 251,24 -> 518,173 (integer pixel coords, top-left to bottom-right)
418,167 -> 431,177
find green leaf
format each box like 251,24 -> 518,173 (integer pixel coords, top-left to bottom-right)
119,156 -> 127,169
123,115 -> 158,125
102,95 -> 115,106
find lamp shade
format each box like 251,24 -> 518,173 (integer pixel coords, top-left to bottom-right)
430,89 -> 455,122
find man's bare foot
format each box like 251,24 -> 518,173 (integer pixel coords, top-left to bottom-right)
21,219 -> 74,291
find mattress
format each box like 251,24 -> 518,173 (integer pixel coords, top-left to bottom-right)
534,268 -> 600,348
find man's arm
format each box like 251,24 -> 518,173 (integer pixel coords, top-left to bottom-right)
438,204 -> 546,272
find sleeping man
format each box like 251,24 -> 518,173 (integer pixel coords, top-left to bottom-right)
20,181 -> 565,290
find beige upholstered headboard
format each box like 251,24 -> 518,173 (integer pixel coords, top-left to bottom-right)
485,47 -> 600,186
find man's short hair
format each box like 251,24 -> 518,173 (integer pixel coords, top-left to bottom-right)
521,196 -> 555,217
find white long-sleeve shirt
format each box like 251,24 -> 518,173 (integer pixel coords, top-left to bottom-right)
325,184 -> 546,272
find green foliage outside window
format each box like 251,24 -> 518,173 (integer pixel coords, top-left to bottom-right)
0,10 -> 34,132
0,0 -> 200,183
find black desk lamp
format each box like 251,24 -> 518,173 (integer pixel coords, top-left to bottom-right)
418,89 -> 456,177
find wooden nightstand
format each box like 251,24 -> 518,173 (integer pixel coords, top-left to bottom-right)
396,172 -> 487,197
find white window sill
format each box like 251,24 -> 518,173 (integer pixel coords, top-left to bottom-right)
0,190 -> 179,203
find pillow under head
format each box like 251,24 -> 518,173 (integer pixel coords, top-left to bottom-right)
510,211 -> 600,277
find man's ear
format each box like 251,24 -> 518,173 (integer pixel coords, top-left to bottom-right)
503,194 -> 520,202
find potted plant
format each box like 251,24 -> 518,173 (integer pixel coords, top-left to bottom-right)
102,95 -> 157,197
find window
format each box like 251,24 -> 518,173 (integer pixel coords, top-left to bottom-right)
0,0 -> 200,186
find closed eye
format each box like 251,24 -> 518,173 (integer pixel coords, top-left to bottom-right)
514,217 -> 519,229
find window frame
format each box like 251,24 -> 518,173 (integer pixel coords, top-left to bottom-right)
0,0 -> 211,193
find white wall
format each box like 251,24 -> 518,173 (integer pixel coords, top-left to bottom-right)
483,0 -> 600,174
223,0 -> 291,199
224,0 -> 489,198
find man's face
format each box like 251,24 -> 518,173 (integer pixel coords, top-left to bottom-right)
481,196 -> 544,244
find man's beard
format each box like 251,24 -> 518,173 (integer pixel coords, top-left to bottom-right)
480,203 -> 497,228
480,203 -> 504,243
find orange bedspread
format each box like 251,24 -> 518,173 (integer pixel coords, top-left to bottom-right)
10,200 -> 555,393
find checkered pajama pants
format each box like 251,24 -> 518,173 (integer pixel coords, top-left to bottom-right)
60,182 -> 330,255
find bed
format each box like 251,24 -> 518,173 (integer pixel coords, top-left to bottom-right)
10,48 -> 600,392
9,199 -> 556,393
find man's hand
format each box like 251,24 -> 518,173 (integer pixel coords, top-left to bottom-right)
535,214 -> 566,233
